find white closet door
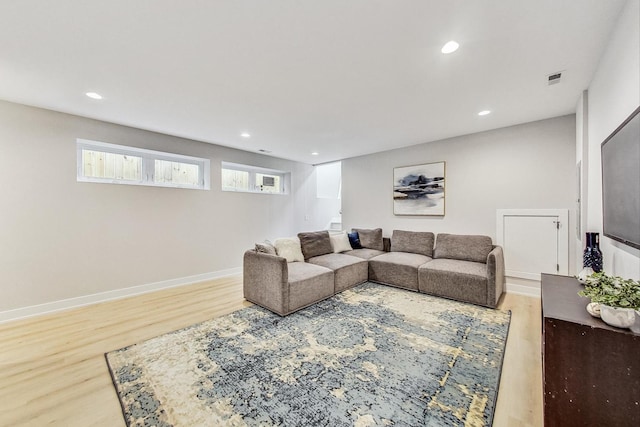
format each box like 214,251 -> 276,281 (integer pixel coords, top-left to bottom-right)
497,209 -> 569,280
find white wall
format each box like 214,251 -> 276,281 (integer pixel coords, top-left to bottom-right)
584,0 -> 640,279
292,163 -> 342,233
575,91 -> 589,273
343,115 -> 577,278
314,162 -> 343,229
0,100 -> 324,313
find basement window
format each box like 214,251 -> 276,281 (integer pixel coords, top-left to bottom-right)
221,161 -> 287,194
77,139 -> 210,190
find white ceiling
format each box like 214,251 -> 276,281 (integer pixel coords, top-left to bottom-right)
0,0 -> 626,164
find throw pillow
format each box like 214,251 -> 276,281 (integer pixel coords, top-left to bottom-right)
298,231 -> 333,260
274,237 -> 304,263
434,233 -> 493,263
390,230 -> 435,257
353,228 -> 384,251
255,240 -> 277,255
330,231 -> 353,253
348,232 -> 362,249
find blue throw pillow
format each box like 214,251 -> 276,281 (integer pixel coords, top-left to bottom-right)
348,231 -> 362,249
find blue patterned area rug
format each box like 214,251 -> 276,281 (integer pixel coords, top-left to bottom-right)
105,282 -> 510,426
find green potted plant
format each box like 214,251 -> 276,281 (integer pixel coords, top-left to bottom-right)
578,272 -> 640,329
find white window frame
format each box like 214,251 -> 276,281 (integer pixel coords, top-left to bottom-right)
221,161 -> 288,194
77,139 -> 210,190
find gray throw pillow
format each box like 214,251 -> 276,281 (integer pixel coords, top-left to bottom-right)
255,240 -> 277,255
353,228 -> 384,251
297,231 -> 333,260
434,234 -> 493,263
390,230 -> 434,257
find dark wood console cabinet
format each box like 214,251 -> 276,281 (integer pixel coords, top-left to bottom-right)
541,273 -> 640,426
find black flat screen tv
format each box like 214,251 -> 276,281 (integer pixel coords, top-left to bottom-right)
601,105 -> 640,250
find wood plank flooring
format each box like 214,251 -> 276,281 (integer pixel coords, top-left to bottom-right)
0,277 -> 542,426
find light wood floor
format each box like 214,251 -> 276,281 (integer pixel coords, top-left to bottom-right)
0,277 -> 542,427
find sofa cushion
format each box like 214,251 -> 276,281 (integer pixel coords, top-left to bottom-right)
347,231 -> 362,249
418,258 -> 488,306
368,251 -> 431,290
434,234 -> 493,263
287,262 -> 335,313
330,232 -> 353,253
307,253 -> 368,292
255,240 -> 277,255
390,230 -> 435,257
298,231 -> 333,260
274,237 -> 304,263
343,248 -> 386,260
287,261 -> 334,283
353,228 -> 384,251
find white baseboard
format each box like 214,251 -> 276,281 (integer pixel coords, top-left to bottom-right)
506,282 -> 541,298
0,267 -> 242,324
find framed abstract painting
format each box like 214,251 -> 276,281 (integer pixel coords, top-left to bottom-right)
393,162 -> 445,216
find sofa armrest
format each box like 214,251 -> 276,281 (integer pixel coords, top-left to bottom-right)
243,250 -> 289,315
486,245 -> 505,307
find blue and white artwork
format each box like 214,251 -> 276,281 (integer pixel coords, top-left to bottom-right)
393,162 -> 445,215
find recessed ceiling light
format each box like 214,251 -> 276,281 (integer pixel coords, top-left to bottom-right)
240,132 -> 251,138
311,152 -> 319,156
441,41 -> 459,54
85,92 -> 103,100
478,110 -> 491,116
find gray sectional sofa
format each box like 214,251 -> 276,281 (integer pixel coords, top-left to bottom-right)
243,228 -> 505,316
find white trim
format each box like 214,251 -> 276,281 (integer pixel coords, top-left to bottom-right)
221,161 -> 285,175
0,267 -> 241,324
506,282 -> 541,298
504,270 -> 542,281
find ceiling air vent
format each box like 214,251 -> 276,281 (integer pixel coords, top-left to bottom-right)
548,72 -> 562,85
